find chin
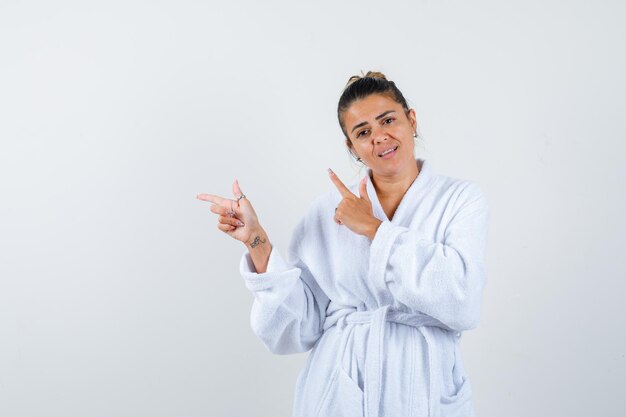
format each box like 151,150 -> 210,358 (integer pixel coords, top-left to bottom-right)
376,153 -> 410,170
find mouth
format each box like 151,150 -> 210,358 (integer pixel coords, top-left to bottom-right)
378,145 -> 399,158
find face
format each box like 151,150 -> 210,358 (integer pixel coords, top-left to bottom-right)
343,93 -> 417,174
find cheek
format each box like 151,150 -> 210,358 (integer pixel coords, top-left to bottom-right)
355,143 -> 371,153
393,125 -> 409,135
396,127 -> 413,141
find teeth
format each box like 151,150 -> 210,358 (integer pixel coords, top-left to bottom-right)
379,146 -> 398,156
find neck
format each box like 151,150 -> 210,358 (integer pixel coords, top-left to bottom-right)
370,159 -> 420,200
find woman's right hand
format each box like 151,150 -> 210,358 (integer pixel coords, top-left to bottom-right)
196,179 -> 261,245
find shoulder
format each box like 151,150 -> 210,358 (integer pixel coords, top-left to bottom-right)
292,189 -> 339,231
431,172 -> 488,212
286,188 -> 339,255
306,189 -> 341,222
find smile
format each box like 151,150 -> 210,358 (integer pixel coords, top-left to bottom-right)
378,145 -> 399,157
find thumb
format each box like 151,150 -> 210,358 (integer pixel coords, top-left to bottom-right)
359,176 -> 370,203
233,179 -> 246,206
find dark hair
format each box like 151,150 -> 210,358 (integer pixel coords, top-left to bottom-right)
337,71 -> 411,140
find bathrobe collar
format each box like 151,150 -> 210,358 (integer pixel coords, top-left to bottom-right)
365,157 -> 434,224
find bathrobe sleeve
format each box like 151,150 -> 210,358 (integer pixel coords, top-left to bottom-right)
239,217 -> 331,355
369,182 -> 489,332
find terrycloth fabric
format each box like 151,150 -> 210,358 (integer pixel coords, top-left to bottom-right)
240,158 -> 489,417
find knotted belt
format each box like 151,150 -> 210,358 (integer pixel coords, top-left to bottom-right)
323,305 -> 455,417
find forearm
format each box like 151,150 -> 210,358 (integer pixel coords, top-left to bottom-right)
369,199 -> 489,331
245,227 -> 272,273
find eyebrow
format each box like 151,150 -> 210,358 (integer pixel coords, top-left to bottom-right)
350,110 -> 397,134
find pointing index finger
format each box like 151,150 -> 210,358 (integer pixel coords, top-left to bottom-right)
196,193 -> 228,205
328,168 -> 354,198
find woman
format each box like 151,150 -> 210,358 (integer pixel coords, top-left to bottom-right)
197,71 -> 489,417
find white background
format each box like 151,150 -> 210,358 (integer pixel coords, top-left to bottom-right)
1,0 -> 624,416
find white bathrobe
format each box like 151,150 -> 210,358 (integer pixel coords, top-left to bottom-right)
239,158 -> 489,417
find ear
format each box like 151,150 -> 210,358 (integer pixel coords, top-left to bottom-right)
345,137 -> 355,154
345,138 -> 360,159
407,108 -> 418,133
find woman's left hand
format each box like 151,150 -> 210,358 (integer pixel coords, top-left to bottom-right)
328,168 -> 382,240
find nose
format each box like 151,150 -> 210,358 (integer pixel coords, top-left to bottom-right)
375,136 -> 389,144
371,125 -> 389,143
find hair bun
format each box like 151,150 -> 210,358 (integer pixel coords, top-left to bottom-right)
364,71 -> 387,80
344,70 -> 388,89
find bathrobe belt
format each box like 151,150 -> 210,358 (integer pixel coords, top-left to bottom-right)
323,305 -> 447,417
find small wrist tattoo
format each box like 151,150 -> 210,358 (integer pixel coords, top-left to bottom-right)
250,235 -> 266,248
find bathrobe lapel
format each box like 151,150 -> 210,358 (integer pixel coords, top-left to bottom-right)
365,158 -> 434,226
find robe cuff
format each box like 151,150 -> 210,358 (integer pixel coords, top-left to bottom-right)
239,245 -> 296,291
368,220 -> 406,293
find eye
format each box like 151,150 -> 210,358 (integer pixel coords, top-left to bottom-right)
356,129 -> 369,139
383,117 -> 395,124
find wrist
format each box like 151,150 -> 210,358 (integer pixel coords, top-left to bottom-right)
244,227 -> 272,274
365,218 -> 382,241
245,227 -> 269,249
